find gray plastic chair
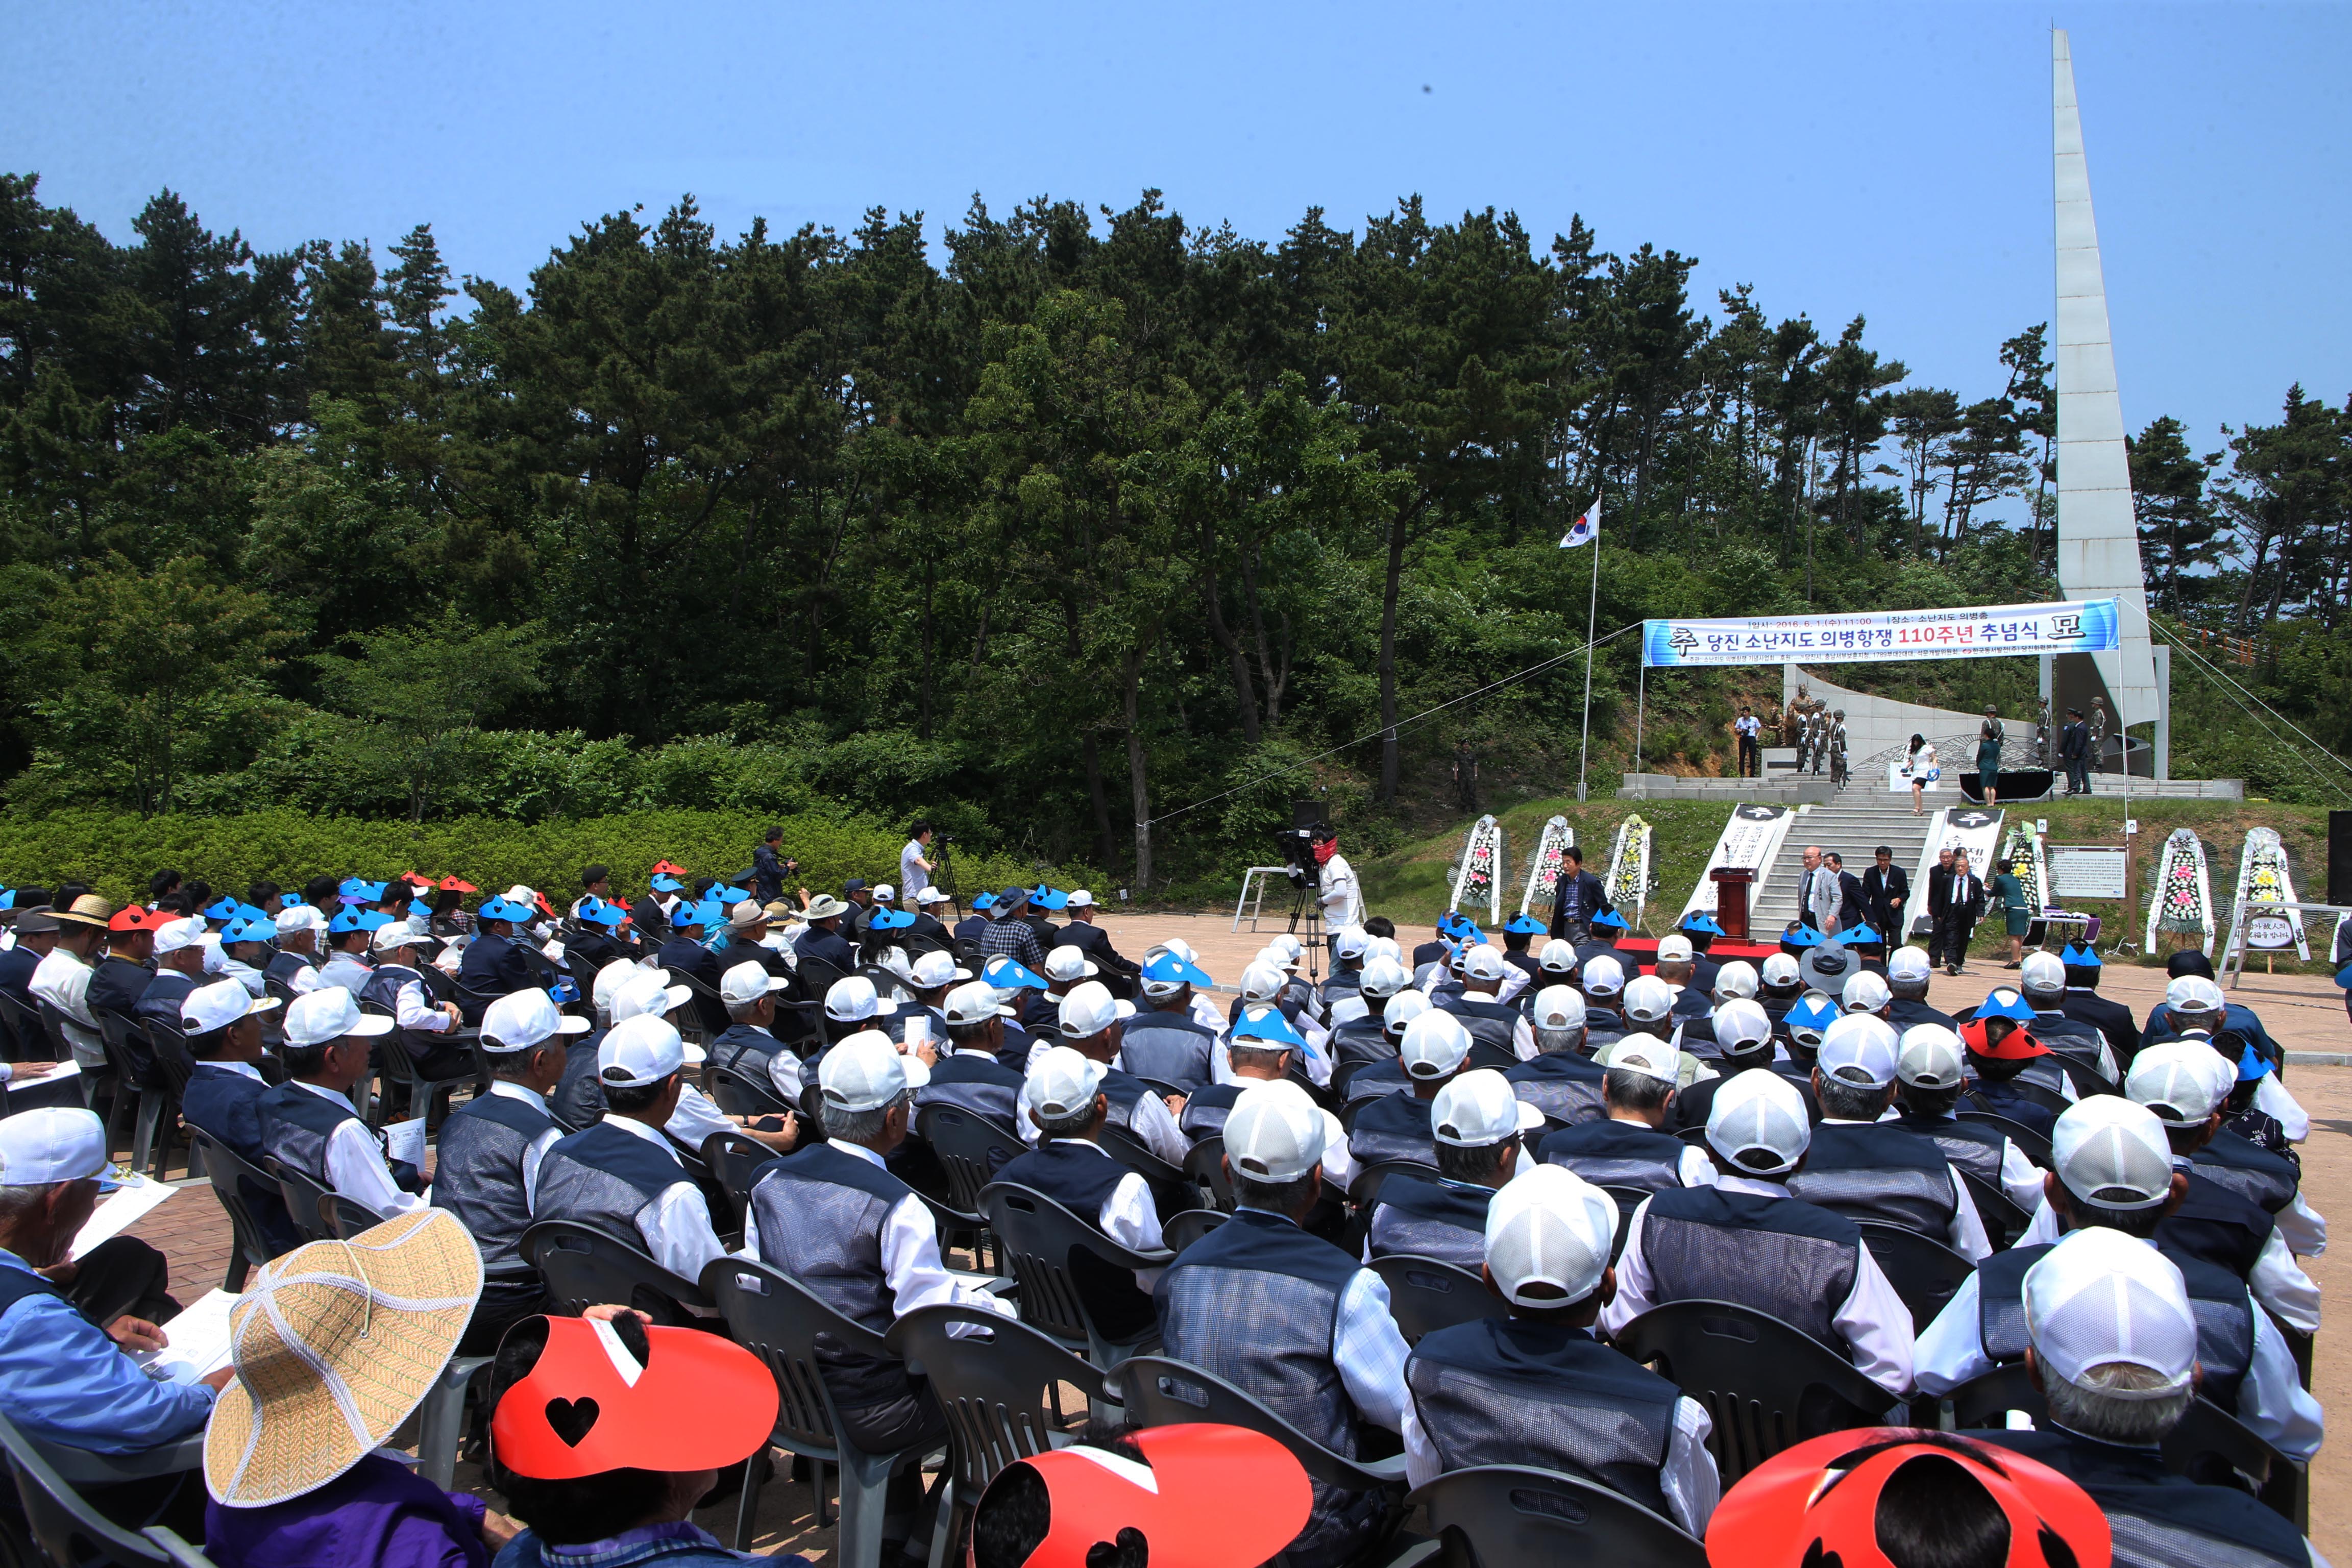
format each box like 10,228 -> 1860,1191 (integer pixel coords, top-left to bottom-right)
519,1219 -> 713,1323
1409,1462 -> 1706,1568
977,1182 -> 1169,1368
701,1257 -> 946,1566
0,1411 -> 214,1568
1369,1254 -> 1506,1344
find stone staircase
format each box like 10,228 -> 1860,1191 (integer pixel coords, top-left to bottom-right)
1748,792 -> 1947,935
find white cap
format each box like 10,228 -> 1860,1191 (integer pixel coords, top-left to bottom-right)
371,921 -> 422,955
825,975 -> 896,1023
1581,954 -> 1624,997
1224,1081 -> 1327,1182
915,887 -> 951,905
1460,944 -> 1506,983
1531,986 -> 1586,1032
275,905 -> 325,936
1759,952 -> 1802,988
1484,1165 -> 1616,1307
614,972 -> 693,1024
1066,889 -> 1096,909
1383,990 -> 1432,1034
597,1015 -> 688,1088
1655,934 -> 1694,964
1841,970 -> 1891,1015
1622,975 -> 1674,1024
1896,1024 -> 1966,1089
482,989 -> 591,1051
2020,951 -> 2067,995
943,980 -> 1012,1026
717,961 -> 786,1006
1058,981 -> 1124,1040
2127,1039 -> 2233,1126
1359,957 -> 1410,999
1888,947 -> 1934,985
1818,1014 -> 1900,1089
1043,946 -> 1098,984
1024,1046 -> 1110,1122
1432,1069 -> 1539,1146
2023,1227 -> 2199,1395
180,978 -> 279,1036
1604,1038 -> 1679,1085
1400,1011 -> 1473,1079
0,1108 -> 112,1187
1159,937 -> 1198,962
872,884 -> 896,901
593,958 -> 646,1014
1334,926 -> 1369,960
1267,934 -> 1304,964
284,987 -> 393,1048
2164,975 -> 2225,1015
819,1031 -> 918,1111
1239,962 -> 1287,1003
1711,961 -> 1758,1000
1705,1070 -> 1812,1175
153,916 -> 208,958
2052,1097 -> 2176,1211
1368,937 -> 1403,965
1711,998 -> 1773,1054
1537,939 -> 1578,975
911,950 -> 970,989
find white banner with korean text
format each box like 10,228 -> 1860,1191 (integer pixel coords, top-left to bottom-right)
1640,598 -> 2120,668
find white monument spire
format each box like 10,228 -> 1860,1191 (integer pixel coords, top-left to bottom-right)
2052,28 -> 2166,773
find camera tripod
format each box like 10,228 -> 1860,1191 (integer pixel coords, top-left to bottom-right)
1283,875 -> 1325,983
932,838 -> 961,923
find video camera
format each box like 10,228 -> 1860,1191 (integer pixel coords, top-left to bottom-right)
1277,800 -> 1329,890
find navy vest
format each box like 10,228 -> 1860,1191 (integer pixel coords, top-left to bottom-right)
1438,995 -> 1521,1070
1365,1175 -> 1491,1270
551,1032 -> 608,1132
2158,1174 -> 2274,1283
996,1141 -> 1157,1340
533,1121 -> 686,1250
1117,1011 -> 1216,1089
1349,1093 -> 1438,1170
1969,1427 -> 2308,1568
1341,1058 -> 1410,1106
707,1024 -> 787,1083
431,1090 -> 554,1275
257,1082 -> 363,1189
1892,1111 -> 2007,1192
1179,1083 -> 1242,1142
746,1142 -> 918,1409
1406,1319 -> 1678,1515
1504,1053 -> 1607,1128
1784,1121 -> 1959,1235
1639,1187 -> 1861,1354
1538,1119 -> 1685,1196
1157,1210 -> 1383,1568
1331,1016 -> 1395,1071
915,1053 -> 1024,1132
2190,1132 -> 2299,1215
1977,1241 -> 2252,1411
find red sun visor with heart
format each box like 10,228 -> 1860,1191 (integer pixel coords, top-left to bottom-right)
491,1317 -> 779,1480
972,1425 -> 1312,1568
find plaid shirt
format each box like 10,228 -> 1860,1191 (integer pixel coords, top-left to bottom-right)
974,916 -> 1048,972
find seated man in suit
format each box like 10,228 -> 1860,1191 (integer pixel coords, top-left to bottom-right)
1503,987 -> 1607,1128
996,1047 -> 1165,1346
1539,1036 -> 1717,1201
455,894 -> 538,1021
133,916 -> 210,1038
1603,1070 -> 1915,1400
653,899 -> 729,1037
1049,889 -> 1136,985
175,978 -> 299,1253
1363,1069 -> 1538,1271
1403,1166 -> 1720,1536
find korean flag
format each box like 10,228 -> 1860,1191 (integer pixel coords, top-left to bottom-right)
1557,499 -> 1599,549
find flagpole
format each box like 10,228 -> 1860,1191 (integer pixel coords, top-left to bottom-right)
1576,494 -> 1602,802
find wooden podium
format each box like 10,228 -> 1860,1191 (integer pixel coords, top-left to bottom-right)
1710,867 -> 1757,940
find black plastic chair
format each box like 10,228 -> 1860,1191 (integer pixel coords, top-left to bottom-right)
1956,1107 -> 2054,1168
93,1010 -> 163,1171
263,1156 -> 340,1245
977,1182 -> 1169,1367
921,1104 -> 1025,1215
1348,1159 -> 1436,1210
1111,1355 -> 1410,1539
0,1409 -> 215,1568
1943,1362 -> 2044,1430
665,969 -> 726,1044
1597,1185 -> 1651,1264
701,1129 -> 779,1232
701,1256 -> 946,1563
318,1192 -> 388,1239
1854,1222 -> 1975,1333
708,1064 -> 793,1118
886,1303 -> 1107,1568
519,1218 -> 713,1323
1095,1121 -> 1188,1193
134,1018 -> 195,1180
374,1025 -> 480,1133
2166,1396 -> 2306,1529
1957,1170 -> 2031,1251
0,988 -> 51,1063
1610,1300 -> 1896,1484
1181,1135 -> 1234,1210
187,1133 -> 289,1292
1162,1209 -> 1230,1251
1409,1462 -> 1706,1568
1370,1254 -> 1506,1344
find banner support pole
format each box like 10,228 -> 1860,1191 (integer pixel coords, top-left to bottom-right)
1634,661 -> 1647,799
1576,510 -> 1601,803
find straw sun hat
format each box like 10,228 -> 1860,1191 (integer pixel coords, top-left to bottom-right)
205,1208 -> 484,1507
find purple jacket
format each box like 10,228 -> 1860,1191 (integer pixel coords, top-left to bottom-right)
204,1453 -> 488,1568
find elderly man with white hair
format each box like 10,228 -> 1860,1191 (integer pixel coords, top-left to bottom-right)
1402,1165 -> 1720,1534
1961,1229 -> 2323,1568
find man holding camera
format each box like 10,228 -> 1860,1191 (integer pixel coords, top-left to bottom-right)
751,826 -> 801,908
1313,826 -> 1360,947
900,821 -> 938,903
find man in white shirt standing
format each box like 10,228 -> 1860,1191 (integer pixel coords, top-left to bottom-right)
899,821 -> 937,903
1312,825 -> 1361,954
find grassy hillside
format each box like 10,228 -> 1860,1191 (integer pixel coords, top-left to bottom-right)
1350,791 -> 2342,973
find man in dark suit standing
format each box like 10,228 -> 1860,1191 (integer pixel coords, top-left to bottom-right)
1859,846 -> 1910,944
1931,848 -> 1986,977
1545,846 -> 1612,945
2059,707 -> 2092,796
1921,847 -> 1956,969
1827,853 -> 1867,932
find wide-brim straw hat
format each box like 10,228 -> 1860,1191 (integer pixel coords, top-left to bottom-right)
52,894 -> 112,929
205,1208 -> 484,1507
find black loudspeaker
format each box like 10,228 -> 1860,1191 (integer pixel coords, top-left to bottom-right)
2331,811 -> 2352,906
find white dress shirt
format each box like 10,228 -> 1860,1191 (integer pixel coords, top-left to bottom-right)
740,1140 -> 1013,1329
1317,854 -> 1363,929
483,1080 -> 564,1206
586,1113 -> 730,1285
1048,1139 -> 1166,1288
664,1083 -> 741,1150
1814,1118 -> 1993,1262
28,949 -> 102,1066
391,973 -> 454,1033
220,956 -> 267,998
1601,1174 -> 1916,1398
1400,1331 -> 1722,1534
2272,1190 -> 2327,1259
2255,1074 -> 2310,1143
1913,1235 -> 2324,1462
2014,1190 -> 2320,1333
292,1080 -> 429,1217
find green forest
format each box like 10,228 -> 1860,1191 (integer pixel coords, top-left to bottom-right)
3,173 -> 2347,897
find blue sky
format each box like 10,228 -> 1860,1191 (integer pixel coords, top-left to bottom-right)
7,2 -> 2346,454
